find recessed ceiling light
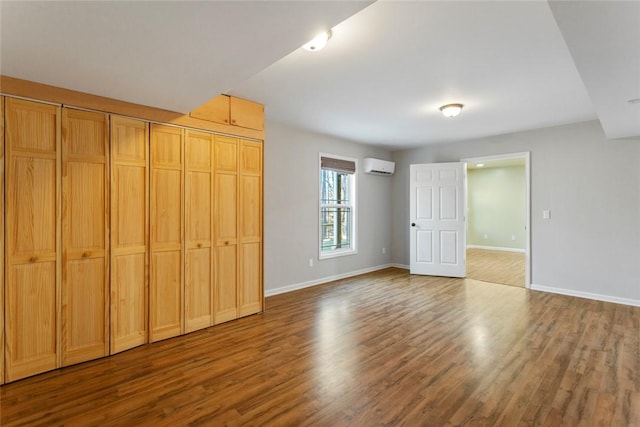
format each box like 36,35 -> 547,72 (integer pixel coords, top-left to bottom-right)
439,103 -> 464,117
303,31 -> 332,52
476,163 -> 484,168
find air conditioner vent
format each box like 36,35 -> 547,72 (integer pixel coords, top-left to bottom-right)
363,158 -> 395,176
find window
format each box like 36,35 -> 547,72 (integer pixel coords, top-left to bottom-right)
319,154 -> 357,258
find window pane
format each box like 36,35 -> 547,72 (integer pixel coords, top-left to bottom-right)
321,169 -> 350,204
320,207 -> 352,252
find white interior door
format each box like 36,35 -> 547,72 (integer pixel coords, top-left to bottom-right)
410,162 -> 466,277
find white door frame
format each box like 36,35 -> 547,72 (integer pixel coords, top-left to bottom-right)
461,152 -> 531,288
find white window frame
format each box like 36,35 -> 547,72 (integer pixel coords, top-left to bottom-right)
318,153 -> 358,260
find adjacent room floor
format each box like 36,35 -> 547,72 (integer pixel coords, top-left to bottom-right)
466,248 -> 525,287
1,268 -> 638,426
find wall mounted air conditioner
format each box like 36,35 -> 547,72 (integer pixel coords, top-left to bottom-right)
363,158 -> 395,176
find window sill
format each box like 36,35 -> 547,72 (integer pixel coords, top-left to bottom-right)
319,248 -> 358,260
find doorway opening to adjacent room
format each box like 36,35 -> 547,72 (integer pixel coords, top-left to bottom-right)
462,153 -> 530,288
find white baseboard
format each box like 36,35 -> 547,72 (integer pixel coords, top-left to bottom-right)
467,245 -> 525,253
530,283 -> 640,307
266,268 -> 640,307
390,263 -> 409,270
265,264 -> 398,297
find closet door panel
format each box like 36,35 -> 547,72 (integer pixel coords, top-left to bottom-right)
11,157 -> 57,255
214,245 -> 237,324
240,174 -> 261,241
66,162 -> 106,247
6,99 -> 57,152
63,258 -> 106,365
238,140 -> 263,316
185,130 -> 214,332
188,172 -> 212,239
240,140 -> 262,175
214,174 -> 237,245
111,252 -> 146,353
61,109 -> 109,365
239,242 -> 262,316
213,135 -> 238,323
229,97 -> 264,131
185,247 -> 212,331
152,137 -> 181,166
6,263 -> 57,381
5,98 -> 61,382
110,116 -> 148,354
150,251 -> 182,340
114,166 -> 146,246
149,174 -> 182,341
190,94 -> 230,125
112,119 -> 147,160
186,130 -> 212,170
214,136 -> 238,172
152,168 -> 182,245
150,124 -> 183,342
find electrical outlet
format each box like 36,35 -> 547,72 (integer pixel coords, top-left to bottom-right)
308,258 -> 313,267
382,247 -> 386,254
543,210 -> 551,219
511,235 -> 516,241
483,234 -> 488,239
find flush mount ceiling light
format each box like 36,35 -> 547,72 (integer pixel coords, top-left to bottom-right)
439,103 -> 464,117
303,30 -> 332,52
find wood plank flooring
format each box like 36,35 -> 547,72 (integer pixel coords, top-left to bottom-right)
1,268 -> 639,426
466,248 -> 525,287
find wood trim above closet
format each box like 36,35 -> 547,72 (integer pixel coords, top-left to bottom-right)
0,76 -> 265,141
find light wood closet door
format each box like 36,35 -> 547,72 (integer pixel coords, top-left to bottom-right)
239,140 -> 263,316
213,135 -> 238,324
1,96 -> 4,384
185,130 -> 214,332
150,124 -> 184,341
61,109 -> 109,365
190,95 -> 230,125
5,98 -> 61,382
110,116 -> 149,354
230,97 -> 264,131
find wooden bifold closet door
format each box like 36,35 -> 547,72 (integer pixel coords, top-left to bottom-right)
110,116 -> 149,354
4,98 -> 61,382
150,124 -> 184,342
61,108 -> 109,366
213,135 -> 239,324
238,140 -> 263,316
185,130 -> 214,332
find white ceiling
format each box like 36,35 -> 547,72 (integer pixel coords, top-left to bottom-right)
548,0 -> 640,140
0,1 -> 372,113
1,1 -> 638,150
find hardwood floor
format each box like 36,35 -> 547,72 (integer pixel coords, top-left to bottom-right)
466,248 -> 525,287
1,268 -> 639,426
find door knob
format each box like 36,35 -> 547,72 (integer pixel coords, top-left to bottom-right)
411,223 -> 416,227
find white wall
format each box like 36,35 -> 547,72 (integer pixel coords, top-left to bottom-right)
391,120 -> 640,304
264,121 -> 393,294
467,166 -> 526,250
